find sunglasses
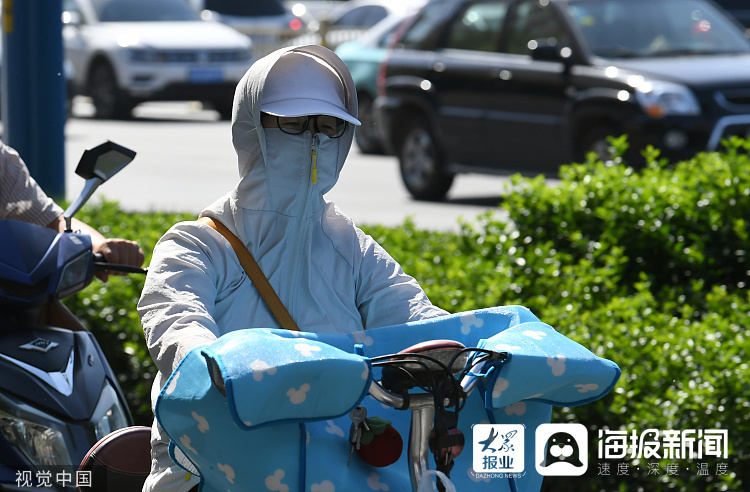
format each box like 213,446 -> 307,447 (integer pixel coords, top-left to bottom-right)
265,114 -> 348,138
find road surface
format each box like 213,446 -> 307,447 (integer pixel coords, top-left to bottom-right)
64,101 -> 513,232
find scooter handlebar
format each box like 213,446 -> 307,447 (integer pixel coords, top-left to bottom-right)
93,253 -> 148,275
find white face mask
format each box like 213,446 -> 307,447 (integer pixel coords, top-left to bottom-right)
263,129 -> 340,212
312,133 -> 340,195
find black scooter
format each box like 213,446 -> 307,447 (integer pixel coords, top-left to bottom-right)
0,142 -> 144,491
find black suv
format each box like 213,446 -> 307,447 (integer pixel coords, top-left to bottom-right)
713,0 -> 750,27
375,0 -> 750,200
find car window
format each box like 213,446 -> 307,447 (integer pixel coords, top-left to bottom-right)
334,5 -> 389,27
204,0 -> 285,17
91,0 -> 199,21
374,17 -> 409,48
398,1 -> 454,48
504,0 -> 568,55
567,0 -> 750,57
63,0 -> 82,16
444,1 -> 508,52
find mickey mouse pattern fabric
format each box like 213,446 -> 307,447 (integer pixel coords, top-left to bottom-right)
156,306 -> 620,492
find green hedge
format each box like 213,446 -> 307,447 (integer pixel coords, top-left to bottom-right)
64,138 -> 749,491
63,204 -> 195,423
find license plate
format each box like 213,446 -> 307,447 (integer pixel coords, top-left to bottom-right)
189,68 -> 223,84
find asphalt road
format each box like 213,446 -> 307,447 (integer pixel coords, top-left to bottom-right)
64,100 -> 512,232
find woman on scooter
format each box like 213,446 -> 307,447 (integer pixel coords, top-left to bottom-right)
138,45 -> 448,492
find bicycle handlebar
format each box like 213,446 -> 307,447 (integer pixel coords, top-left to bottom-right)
368,349 -> 497,410
368,359 -> 486,410
369,379 -> 407,409
366,347 -> 504,492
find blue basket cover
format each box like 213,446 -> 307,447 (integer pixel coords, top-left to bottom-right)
202,330 -> 372,428
155,306 -> 621,492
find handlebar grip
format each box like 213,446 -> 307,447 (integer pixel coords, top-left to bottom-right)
93,253 -> 148,275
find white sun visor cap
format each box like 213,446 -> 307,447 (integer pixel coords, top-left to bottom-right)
261,52 -> 361,126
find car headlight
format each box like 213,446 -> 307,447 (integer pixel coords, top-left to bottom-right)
634,80 -> 701,118
0,410 -> 72,467
92,380 -> 131,441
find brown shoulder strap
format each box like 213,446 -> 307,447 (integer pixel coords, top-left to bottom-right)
197,217 -> 299,331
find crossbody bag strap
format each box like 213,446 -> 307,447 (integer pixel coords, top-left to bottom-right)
197,217 -> 300,331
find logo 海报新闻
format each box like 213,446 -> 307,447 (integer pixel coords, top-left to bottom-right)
536,423 -> 588,476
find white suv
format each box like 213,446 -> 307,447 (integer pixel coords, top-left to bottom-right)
63,0 -> 253,119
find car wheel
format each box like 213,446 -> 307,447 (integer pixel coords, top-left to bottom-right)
90,62 -> 132,120
354,94 -> 383,154
399,117 -> 454,201
580,125 -> 618,162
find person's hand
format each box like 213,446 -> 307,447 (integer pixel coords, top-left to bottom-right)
92,238 -> 145,282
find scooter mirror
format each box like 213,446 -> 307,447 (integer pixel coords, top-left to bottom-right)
75,141 -> 136,182
63,141 -> 136,231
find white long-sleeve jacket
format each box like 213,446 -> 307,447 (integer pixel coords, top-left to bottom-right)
137,45 -> 447,491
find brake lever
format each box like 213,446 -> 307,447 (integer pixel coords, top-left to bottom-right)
460,351 -> 510,395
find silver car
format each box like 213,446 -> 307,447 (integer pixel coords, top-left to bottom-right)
187,0 -> 307,58
63,0 -> 253,119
